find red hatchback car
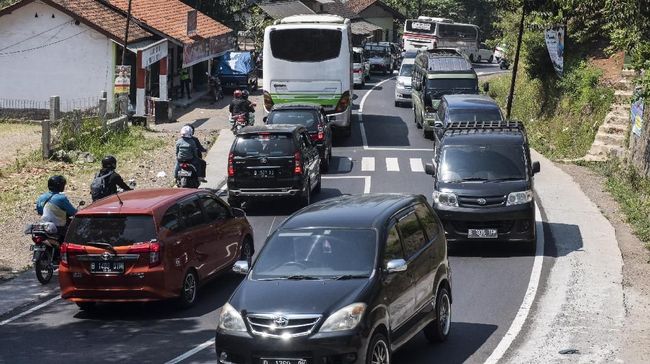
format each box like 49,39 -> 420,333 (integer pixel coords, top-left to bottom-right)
59,188 -> 254,310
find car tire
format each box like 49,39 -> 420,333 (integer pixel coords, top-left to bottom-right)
177,270 -> 198,309
320,148 -> 330,173
299,181 -> 311,207
423,286 -> 452,343
488,55 -> 494,63
366,333 -> 390,364
240,237 -> 254,267
76,302 -> 96,311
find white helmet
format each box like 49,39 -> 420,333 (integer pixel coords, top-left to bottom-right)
180,125 -> 193,138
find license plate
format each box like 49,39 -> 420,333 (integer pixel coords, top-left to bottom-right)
260,359 -> 309,364
468,228 -> 498,239
253,169 -> 275,178
178,169 -> 192,177
90,261 -> 125,274
30,245 -> 45,251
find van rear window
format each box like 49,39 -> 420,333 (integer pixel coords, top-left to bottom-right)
66,215 -> 157,247
234,134 -> 295,156
270,29 -> 342,62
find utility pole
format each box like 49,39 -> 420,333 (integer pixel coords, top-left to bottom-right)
121,0 -> 133,65
506,7 -> 526,119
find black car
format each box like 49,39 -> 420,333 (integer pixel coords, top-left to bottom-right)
425,121 -> 541,244
264,104 -> 333,172
215,194 -> 452,364
432,94 -> 503,148
227,125 -> 321,208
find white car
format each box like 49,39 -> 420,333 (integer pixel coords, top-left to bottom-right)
494,43 -> 507,62
394,58 -> 415,107
476,42 -> 495,63
352,47 -> 370,87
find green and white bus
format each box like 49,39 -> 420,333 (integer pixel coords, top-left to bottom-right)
263,15 -> 353,136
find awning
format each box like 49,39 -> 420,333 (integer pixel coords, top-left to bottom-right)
350,20 -> 382,35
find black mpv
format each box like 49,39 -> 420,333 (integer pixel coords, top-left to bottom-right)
215,194 -> 452,364
425,121 -> 541,243
227,124 -> 321,208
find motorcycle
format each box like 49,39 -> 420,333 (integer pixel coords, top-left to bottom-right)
26,201 -> 85,284
499,58 -> 510,70
230,113 -> 249,134
206,72 -> 224,103
176,161 -> 200,188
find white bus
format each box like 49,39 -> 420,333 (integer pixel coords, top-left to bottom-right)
403,16 -> 480,62
263,15 -> 353,136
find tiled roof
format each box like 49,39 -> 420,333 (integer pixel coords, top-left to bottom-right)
350,19 -> 381,35
258,1 -> 315,20
109,0 -> 232,44
344,0 -> 376,14
319,0 -> 358,19
0,0 -> 153,43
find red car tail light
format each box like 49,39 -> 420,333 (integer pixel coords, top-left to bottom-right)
228,152 -> 235,177
309,126 -> 325,142
294,151 -> 303,175
60,243 -> 86,266
335,91 -> 350,113
127,242 -> 162,267
263,91 -> 274,111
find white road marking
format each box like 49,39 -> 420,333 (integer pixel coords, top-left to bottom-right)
484,204 -> 545,364
267,216 -> 277,237
409,158 -> 424,172
322,176 -> 371,194
0,296 -> 60,326
385,158 -> 400,172
361,157 -> 375,172
164,338 -> 215,364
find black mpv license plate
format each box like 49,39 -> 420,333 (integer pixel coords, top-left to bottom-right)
253,169 -> 275,178
260,359 -> 309,364
468,228 -> 498,239
90,261 -> 125,274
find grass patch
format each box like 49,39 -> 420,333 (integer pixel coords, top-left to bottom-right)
487,62 -> 613,160
588,160 -> 650,248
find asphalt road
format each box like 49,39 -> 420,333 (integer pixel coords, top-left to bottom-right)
0,63 -> 537,364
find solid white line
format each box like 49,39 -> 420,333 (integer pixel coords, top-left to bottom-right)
0,296 -> 60,326
364,146 -> 432,152
386,158 -> 400,172
164,338 -> 215,364
409,158 -> 424,172
267,216 -> 277,237
484,204 -> 545,364
361,157 -> 375,172
322,176 -> 371,194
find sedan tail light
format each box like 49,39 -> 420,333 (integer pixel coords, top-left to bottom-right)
60,243 -> 87,266
294,151 -> 303,175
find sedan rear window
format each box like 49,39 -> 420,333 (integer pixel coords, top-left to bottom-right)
267,110 -> 319,131
252,229 -> 377,280
66,215 -> 157,247
448,108 -> 502,122
234,134 -> 295,156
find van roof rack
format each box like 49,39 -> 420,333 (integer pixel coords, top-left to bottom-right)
443,120 -> 525,135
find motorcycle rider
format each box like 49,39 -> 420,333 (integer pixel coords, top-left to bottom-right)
35,175 -> 77,239
229,89 -> 255,125
90,155 -> 132,201
174,125 -> 201,181
184,124 -> 208,183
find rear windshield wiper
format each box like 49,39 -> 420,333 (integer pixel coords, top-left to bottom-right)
286,275 -> 320,280
491,177 -> 525,181
461,177 -> 488,182
331,274 -> 370,280
84,241 -> 117,254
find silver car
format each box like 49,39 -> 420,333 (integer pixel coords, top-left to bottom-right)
395,58 -> 415,107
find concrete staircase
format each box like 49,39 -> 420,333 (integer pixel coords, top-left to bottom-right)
584,69 -> 636,161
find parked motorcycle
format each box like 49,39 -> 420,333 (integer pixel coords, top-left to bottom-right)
26,201 -> 85,284
176,162 -> 200,188
206,72 -> 224,103
499,58 -> 510,70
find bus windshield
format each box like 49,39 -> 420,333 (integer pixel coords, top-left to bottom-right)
270,29 -> 342,62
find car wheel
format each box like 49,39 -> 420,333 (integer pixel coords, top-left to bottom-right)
76,302 -> 96,311
320,148 -> 330,173
240,237 -> 254,267
424,286 -> 451,343
488,55 -> 494,63
298,180 -> 311,207
366,333 -> 390,364
177,270 -> 198,308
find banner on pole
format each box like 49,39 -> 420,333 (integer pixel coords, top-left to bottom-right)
114,65 -> 131,95
544,26 -> 565,76
631,87 -> 645,137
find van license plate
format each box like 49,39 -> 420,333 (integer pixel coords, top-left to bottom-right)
260,359 -> 309,364
468,228 -> 498,239
90,261 -> 125,274
178,169 -> 192,177
253,169 -> 275,178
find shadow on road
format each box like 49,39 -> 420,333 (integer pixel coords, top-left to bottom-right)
364,114 -> 412,148
393,322 -> 498,363
239,188 -> 345,217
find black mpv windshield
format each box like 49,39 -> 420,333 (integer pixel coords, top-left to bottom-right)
439,144 -> 527,182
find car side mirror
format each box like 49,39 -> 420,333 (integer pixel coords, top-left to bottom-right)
425,163 -> 436,176
263,116 -> 268,123
386,259 -> 408,274
232,207 -> 246,218
434,120 -> 443,128
483,82 -> 490,93
233,260 -> 249,274
532,161 -> 541,175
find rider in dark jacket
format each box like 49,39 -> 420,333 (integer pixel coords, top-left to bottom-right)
92,156 -> 131,201
229,89 -> 255,118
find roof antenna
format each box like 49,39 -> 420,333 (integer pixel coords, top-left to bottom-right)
116,192 -> 124,206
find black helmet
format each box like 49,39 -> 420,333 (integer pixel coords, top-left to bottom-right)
102,155 -> 117,169
48,175 -> 67,193
241,90 -> 249,99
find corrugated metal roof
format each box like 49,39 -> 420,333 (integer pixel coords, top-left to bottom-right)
258,1 -> 315,20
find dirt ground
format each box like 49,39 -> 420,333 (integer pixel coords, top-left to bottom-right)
0,125 -> 217,281
589,51 -> 625,84
0,123 -> 41,169
558,163 -> 650,363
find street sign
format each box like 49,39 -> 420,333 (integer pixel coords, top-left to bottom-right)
187,10 -> 197,37
142,40 -> 168,68
114,65 -> 131,95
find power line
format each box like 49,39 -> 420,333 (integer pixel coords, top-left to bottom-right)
0,20 -> 74,52
0,29 -> 89,56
